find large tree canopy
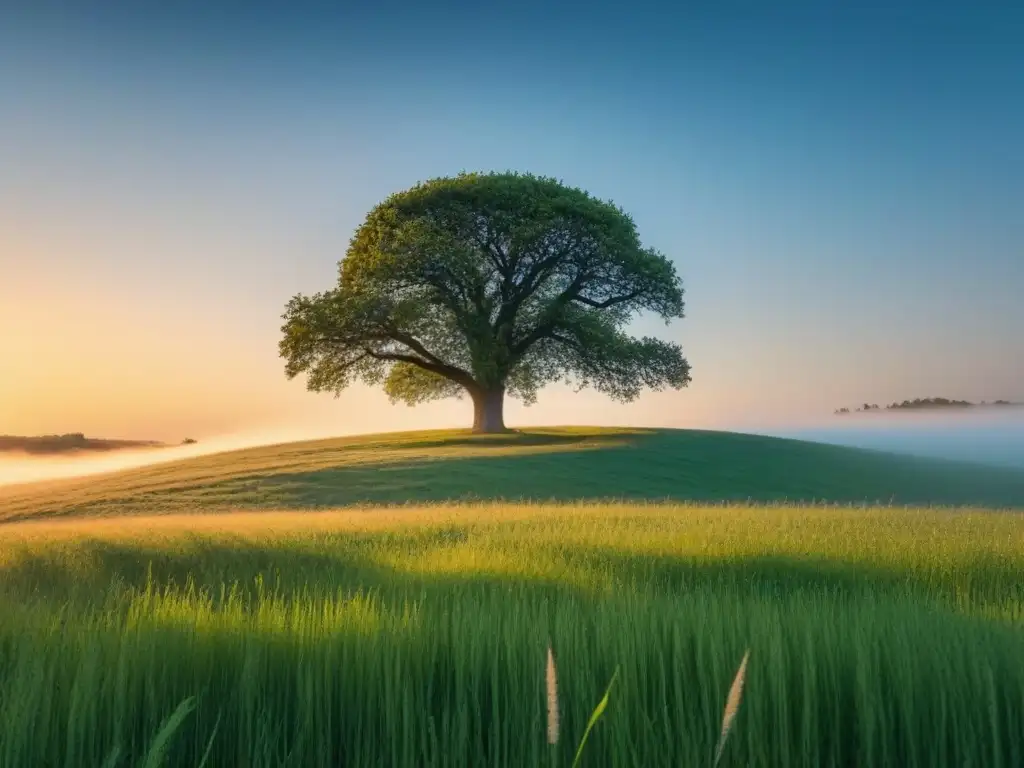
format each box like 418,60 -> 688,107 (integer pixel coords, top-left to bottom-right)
279,172 -> 691,432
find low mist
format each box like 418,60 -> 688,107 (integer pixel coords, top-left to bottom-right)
0,425 -> 355,487
770,409 -> 1024,469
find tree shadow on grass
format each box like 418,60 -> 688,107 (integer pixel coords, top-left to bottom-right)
357,429 -> 644,452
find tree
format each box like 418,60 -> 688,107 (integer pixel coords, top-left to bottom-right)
279,172 -> 691,433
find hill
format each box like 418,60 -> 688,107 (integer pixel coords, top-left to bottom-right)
3,426 -> 1024,521
0,433 -> 166,455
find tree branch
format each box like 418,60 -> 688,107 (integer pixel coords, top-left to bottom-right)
493,238 -> 580,330
483,235 -> 511,277
572,290 -> 642,309
421,264 -> 489,326
361,345 -> 477,390
548,331 -> 584,354
386,329 -> 453,368
419,271 -> 471,321
509,270 -> 593,357
336,350 -> 371,372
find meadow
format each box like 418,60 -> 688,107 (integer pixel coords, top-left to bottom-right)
3,428 -> 1024,766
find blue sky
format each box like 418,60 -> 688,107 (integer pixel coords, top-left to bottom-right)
2,1 -> 1022,441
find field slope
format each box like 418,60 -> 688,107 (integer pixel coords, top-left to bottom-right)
2,426 -> 1024,521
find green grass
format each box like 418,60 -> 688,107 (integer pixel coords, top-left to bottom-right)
3,504 -> 1024,766
3,427 -> 1024,521
3,427 -> 1024,766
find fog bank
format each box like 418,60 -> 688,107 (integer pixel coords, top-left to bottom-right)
0,424 -> 355,487
768,410 -> 1024,469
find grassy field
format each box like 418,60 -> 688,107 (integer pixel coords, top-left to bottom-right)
3,428 -> 1024,766
3,427 -> 1024,521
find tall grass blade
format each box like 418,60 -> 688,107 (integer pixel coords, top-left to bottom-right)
141,696 -> 196,768
99,745 -> 122,768
196,711 -> 222,768
571,666 -> 619,768
713,649 -> 750,767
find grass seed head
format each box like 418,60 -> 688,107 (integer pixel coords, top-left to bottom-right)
546,644 -> 560,745
713,649 -> 750,767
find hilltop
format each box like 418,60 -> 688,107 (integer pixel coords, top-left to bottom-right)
2,426 -> 1023,521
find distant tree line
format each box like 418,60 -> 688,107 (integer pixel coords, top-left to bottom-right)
834,397 -> 1019,415
0,433 -> 167,454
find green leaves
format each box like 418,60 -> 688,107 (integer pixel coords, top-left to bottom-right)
279,171 -> 691,422
383,363 -> 464,406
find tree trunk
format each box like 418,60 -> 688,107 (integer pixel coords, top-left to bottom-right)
471,387 -> 507,433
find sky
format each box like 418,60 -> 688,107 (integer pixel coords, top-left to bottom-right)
2,1 -> 1022,444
